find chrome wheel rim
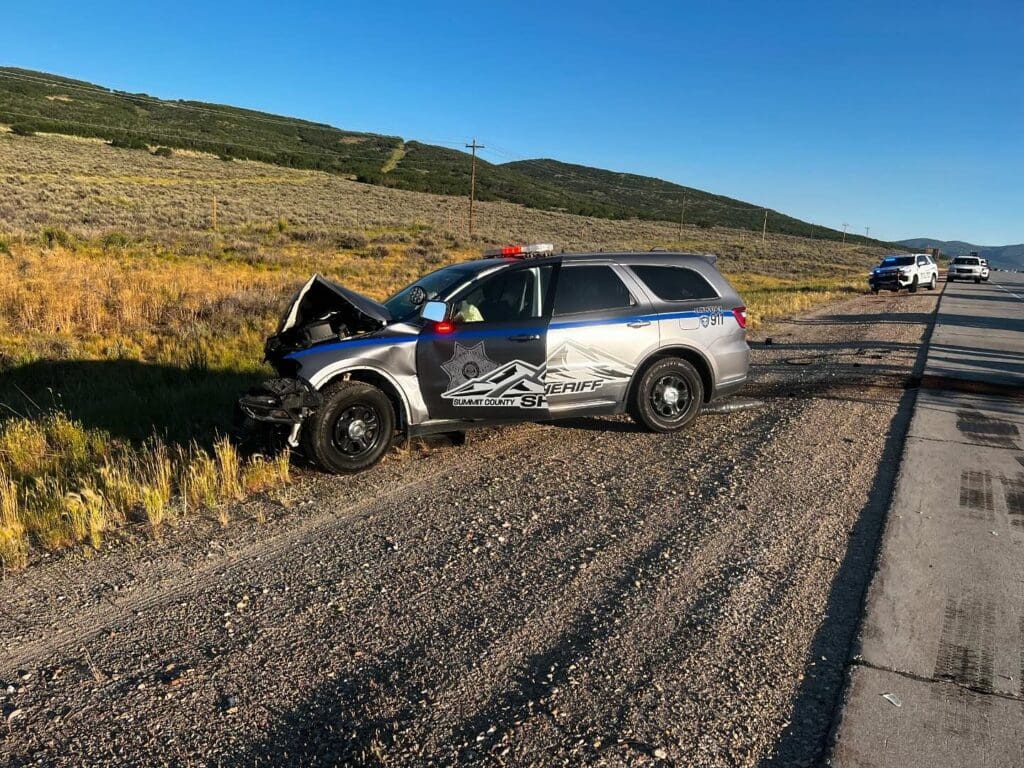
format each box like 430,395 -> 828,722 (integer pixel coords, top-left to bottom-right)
332,405 -> 381,457
651,374 -> 690,420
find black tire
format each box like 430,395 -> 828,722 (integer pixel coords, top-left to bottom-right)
974,277 -> 981,284
908,276 -> 919,293
301,380 -> 395,473
871,287 -> 879,294
927,274 -> 937,290
629,358 -> 704,433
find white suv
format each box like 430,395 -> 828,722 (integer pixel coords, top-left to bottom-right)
948,256 -> 986,283
868,253 -> 939,293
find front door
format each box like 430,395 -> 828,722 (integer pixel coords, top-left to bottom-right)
416,263 -> 555,422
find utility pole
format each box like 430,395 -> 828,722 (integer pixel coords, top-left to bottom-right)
842,223 -> 848,243
465,138 -> 485,236
865,226 -> 871,238
762,209 -> 768,242
678,193 -> 687,238
212,195 -> 218,231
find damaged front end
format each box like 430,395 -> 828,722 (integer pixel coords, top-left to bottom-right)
238,275 -> 395,445
264,274 -> 392,365
238,377 -> 322,425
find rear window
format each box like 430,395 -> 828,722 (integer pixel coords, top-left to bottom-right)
630,265 -> 718,301
553,266 -> 636,315
953,257 -> 980,265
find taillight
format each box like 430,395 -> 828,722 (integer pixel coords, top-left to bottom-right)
434,321 -> 455,334
732,306 -> 747,329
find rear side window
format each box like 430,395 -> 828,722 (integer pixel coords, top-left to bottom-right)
553,265 -> 635,315
630,265 -> 719,301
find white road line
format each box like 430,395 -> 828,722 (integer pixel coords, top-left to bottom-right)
993,282 -> 1024,302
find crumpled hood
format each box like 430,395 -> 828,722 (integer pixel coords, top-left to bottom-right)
266,274 -> 392,362
278,274 -> 391,333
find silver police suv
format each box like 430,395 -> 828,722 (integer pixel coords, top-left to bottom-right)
239,245 -> 750,473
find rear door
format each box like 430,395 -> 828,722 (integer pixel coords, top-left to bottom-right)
416,263 -> 555,421
545,262 -> 659,414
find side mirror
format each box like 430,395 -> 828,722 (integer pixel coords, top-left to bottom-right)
420,300 -> 449,323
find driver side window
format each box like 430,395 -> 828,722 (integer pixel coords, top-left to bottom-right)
454,266 -> 553,323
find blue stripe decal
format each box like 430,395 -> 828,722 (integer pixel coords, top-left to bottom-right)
285,310 -> 734,359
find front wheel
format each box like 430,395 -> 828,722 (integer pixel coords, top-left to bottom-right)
927,274 -> 937,290
908,276 -> 919,293
974,277 -> 981,284
629,358 -> 704,433
301,381 -> 395,473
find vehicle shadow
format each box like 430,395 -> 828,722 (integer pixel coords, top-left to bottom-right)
757,292 -> 941,766
545,414 -> 643,433
0,358 -> 264,446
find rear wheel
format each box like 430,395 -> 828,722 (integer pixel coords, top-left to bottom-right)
301,381 -> 395,473
629,358 -> 704,433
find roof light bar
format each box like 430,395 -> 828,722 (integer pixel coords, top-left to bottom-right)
482,243 -> 556,258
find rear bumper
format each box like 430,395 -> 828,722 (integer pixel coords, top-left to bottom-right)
238,378 -> 321,424
711,374 -> 748,402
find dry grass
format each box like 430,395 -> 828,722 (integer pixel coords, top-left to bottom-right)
0,130 -> 890,569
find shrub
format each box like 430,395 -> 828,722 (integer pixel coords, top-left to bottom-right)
101,230 -> 132,249
108,135 -> 149,151
10,123 -> 37,137
335,232 -> 368,250
40,226 -> 75,249
152,146 -> 174,158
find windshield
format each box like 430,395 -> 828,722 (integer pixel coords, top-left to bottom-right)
952,257 -> 980,265
383,263 -> 484,321
879,256 -> 915,267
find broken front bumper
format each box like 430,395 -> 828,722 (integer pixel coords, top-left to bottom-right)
238,378 -> 322,424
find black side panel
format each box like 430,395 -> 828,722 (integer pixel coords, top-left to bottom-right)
416,320 -> 550,421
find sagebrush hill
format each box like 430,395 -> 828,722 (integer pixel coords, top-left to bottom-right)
0,66 -> 880,245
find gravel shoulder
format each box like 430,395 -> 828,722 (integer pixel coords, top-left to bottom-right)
0,288 -> 939,767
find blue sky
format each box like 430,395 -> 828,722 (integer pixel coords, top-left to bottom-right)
3,1 -> 1022,243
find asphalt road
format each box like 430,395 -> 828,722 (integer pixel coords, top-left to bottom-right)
830,271 -> 1024,767
0,287 -> 940,768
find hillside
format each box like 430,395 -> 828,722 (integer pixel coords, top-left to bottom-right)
504,159 -> 878,243
897,238 -> 1024,270
0,66 -> 878,244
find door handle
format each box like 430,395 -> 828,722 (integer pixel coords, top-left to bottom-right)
627,320 -> 651,328
507,333 -> 541,342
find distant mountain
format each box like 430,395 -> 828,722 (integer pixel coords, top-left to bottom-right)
0,66 -> 881,245
897,239 -> 1024,270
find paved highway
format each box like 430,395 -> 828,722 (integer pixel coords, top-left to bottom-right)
831,272 -> 1024,767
